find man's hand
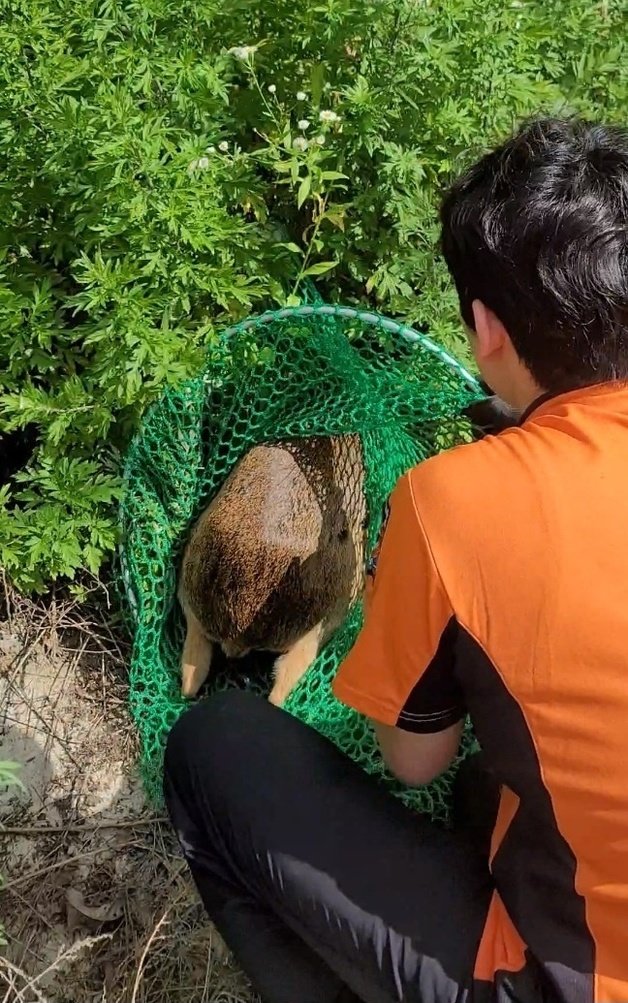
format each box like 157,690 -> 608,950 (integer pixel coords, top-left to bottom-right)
373,720 -> 463,787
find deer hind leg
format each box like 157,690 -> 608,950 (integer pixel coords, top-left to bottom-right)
268,622 -> 323,707
180,605 -> 214,699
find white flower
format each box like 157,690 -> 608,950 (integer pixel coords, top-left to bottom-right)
319,110 -> 340,124
188,156 -> 210,172
298,119 -> 310,130
315,135 -> 326,146
268,83 -> 277,94
228,45 -> 256,61
206,145 -> 216,153
293,137 -> 308,152
296,91 -> 307,101
218,141 -> 229,152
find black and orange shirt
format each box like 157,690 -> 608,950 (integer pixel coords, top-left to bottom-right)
333,383 -> 628,1003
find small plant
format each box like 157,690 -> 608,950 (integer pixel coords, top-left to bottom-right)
0,761 -> 22,788
0,0 -> 626,591
0,760 -> 23,945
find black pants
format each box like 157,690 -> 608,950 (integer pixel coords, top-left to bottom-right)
164,690 -> 500,1003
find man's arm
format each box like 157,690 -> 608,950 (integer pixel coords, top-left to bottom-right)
373,720 -> 463,787
333,472 -> 467,782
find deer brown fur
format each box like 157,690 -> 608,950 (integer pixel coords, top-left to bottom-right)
178,434 -> 366,706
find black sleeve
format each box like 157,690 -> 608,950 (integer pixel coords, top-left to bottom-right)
395,618 -> 466,734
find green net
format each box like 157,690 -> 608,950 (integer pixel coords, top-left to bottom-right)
119,302 -> 482,820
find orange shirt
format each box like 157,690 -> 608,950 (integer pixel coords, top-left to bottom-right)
334,383 -> 628,1003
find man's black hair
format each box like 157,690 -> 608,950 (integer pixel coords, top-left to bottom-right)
440,117 -> 628,392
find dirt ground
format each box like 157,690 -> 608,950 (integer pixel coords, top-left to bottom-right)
0,581 -> 255,1003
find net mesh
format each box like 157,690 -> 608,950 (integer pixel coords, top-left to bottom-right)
119,302 -> 481,820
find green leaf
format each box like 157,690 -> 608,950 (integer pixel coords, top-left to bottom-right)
277,242 -> 303,255
297,174 -> 312,208
310,62 -> 325,105
302,259 -> 338,277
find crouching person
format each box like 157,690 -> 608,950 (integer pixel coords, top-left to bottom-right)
165,117 -> 628,1003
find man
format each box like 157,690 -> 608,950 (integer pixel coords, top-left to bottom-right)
163,117 -> 628,1002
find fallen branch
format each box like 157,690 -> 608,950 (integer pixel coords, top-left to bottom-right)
0,816 -> 167,837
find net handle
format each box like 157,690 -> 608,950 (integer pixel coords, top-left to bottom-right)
221,303 -> 481,393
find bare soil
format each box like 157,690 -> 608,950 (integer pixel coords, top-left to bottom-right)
0,582 -> 254,1003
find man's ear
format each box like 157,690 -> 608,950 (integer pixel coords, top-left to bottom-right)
471,299 -> 508,361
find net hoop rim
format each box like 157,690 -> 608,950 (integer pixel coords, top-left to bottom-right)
220,302 -> 480,392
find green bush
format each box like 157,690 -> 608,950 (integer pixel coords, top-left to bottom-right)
0,0 -> 626,591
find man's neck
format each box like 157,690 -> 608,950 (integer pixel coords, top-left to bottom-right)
504,377 -> 546,415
